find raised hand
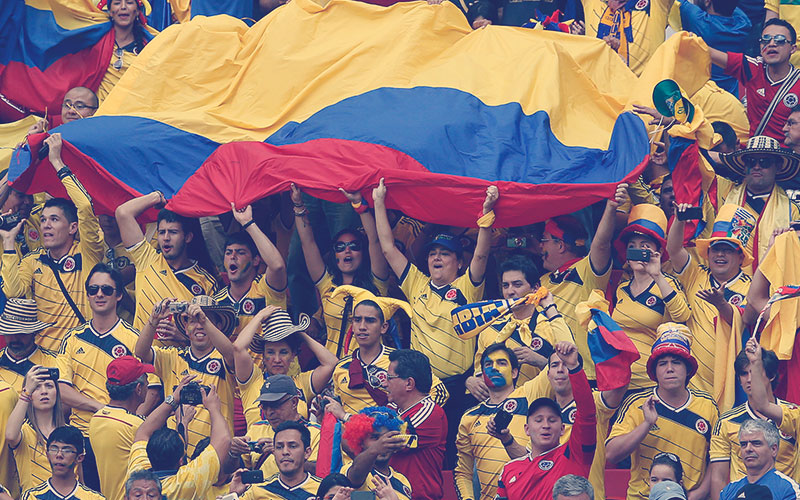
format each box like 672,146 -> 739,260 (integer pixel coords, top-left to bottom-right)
554,341 -> 579,370
643,395 -> 659,425
338,188 -> 363,204
609,183 -> 629,209
483,185 -> 499,214
290,183 -> 304,207
372,178 -> 387,204
230,202 -> 254,227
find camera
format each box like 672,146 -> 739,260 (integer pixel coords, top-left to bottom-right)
506,236 -> 527,249
247,441 -> 261,452
45,367 -> 59,381
0,212 -> 22,232
240,470 -> 264,484
180,381 -> 210,406
626,248 -> 651,262
169,301 -> 189,314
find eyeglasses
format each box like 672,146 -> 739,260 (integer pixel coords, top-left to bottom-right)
385,374 -> 404,381
113,48 -> 124,70
743,156 -> 778,170
62,100 -> 98,112
539,238 -> 559,243
333,240 -> 362,253
87,285 -> 116,296
47,446 -> 78,456
760,34 -> 791,46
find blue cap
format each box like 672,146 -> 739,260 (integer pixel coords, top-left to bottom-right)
424,233 -> 463,257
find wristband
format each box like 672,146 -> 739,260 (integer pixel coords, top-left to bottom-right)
567,355 -> 584,374
501,436 -> 514,447
241,220 -> 256,231
19,393 -> 32,403
4,250 -> 16,255
477,210 -> 496,228
294,208 -> 308,217
56,166 -> 72,180
351,200 -> 368,214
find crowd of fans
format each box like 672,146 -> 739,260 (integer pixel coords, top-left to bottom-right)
5,0 -> 800,500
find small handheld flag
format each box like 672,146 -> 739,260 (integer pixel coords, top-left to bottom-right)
451,288 -> 549,340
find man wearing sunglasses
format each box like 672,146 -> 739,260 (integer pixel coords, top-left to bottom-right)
55,263 -> 161,490
709,18 -> 799,142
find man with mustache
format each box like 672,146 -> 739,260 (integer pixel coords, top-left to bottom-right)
0,298 -> 56,393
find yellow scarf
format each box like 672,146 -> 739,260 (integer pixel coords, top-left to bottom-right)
494,314 -> 533,344
713,311 -> 743,412
724,183 -> 793,271
759,232 -> 800,360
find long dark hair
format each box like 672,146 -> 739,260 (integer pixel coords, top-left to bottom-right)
27,380 -> 66,451
325,228 -> 378,293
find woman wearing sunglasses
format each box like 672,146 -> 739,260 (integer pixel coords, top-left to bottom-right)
97,0 -> 154,101
290,184 -> 391,357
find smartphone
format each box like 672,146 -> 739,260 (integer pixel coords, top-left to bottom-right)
351,492 -> 376,500
494,409 -> 513,432
676,206 -> 703,221
45,367 -> 60,381
240,470 -> 264,484
626,248 -> 651,262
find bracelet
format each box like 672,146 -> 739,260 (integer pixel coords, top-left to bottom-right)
292,202 -> 304,208
351,200 -> 368,214
294,208 -> 308,217
501,436 -> 514,447
19,393 -> 32,403
241,220 -> 255,231
56,166 -> 72,180
477,210 -> 496,228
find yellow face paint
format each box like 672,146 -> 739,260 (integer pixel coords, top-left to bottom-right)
483,350 -> 513,389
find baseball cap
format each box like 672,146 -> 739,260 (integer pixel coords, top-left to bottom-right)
107,356 -> 155,386
709,240 -> 738,251
734,485 -> 772,500
527,397 -> 561,417
649,481 -> 687,500
424,234 -> 463,257
256,374 -> 297,403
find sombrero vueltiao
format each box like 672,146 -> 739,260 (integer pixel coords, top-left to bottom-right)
614,203 -> 668,262
0,298 -> 54,335
695,204 -> 754,267
719,136 -> 800,182
174,295 -> 237,337
259,310 -> 311,343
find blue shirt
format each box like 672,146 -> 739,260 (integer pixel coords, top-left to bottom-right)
679,2 -> 751,96
720,468 -> 800,500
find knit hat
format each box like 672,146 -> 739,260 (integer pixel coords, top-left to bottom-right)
695,204 -> 754,267
646,323 -> 697,382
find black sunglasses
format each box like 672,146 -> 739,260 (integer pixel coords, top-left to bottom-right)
333,240 -> 362,253
743,156 -> 777,169
87,284 -> 116,296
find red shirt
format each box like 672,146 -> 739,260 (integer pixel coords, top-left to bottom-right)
389,396 -> 448,500
725,52 -> 800,143
495,368 -> 597,500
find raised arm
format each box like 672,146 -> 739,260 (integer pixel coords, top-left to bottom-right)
605,395 -> 659,464
290,183 -> 326,283
347,431 -> 405,488
743,269 -> 771,327
372,178 -> 409,278
232,306 -> 279,382
115,191 -> 165,248
58,382 -> 103,413
5,367 -> 48,448
469,186 -> 499,284
202,384 -> 232,464
590,183 -> 628,273
300,330 -> 338,393
191,303 -> 235,369
135,298 -> 175,364
339,188 -> 389,281
231,203 -> 287,291
667,204 -> 691,271
133,374 -> 195,443
709,47 -> 728,69
744,337 -> 784,423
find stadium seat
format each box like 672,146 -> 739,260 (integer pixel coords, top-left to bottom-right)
605,469 -> 631,500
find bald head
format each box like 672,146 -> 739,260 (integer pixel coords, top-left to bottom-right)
61,87 -> 98,123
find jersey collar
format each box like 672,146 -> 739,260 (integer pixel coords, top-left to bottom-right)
654,387 -> 692,412
46,479 -> 79,499
3,346 -> 39,364
278,472 -> 311,490
89,318 -> 121,338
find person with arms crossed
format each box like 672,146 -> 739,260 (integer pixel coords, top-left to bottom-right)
126,375 -> 231,500
606,326 -> 719,500
0,299 -> 56,393
20,425 -> 104,500
89,356 -> 153,500
0,134 -> 104,352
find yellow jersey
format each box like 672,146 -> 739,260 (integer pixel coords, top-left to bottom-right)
607,387 -> 719,500
103,241 -> 137,323
581,0 -> 675,75
88,405 -> 144,500
56,319 -> 157,434
21,480 -> 104,500
711,401 -> 797,482
473,310 -> 573,385
0,346 -> 56,394
673,256 -> 751,395
332,345 -> 449,415
340,463 -> 413,500
244,418 -> 321,478
315,271 -> 389,357
611,274 -> 691,390
151,345 -> 235,456
0,382 -> 19,499
98,48 -> 137,102
14,205 -> 43,260
127,440 -> 221,500
127,238 -> 219,333
12,423 -> 68,493
541,256 -> 612,380
238,365 -> 316,427
399,263 -> 485,379
241,473 -> 321,500
213,274 -> 287,343
0,174 -> 104,352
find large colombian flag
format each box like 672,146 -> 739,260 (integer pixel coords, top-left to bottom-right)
9,0 -> 712,225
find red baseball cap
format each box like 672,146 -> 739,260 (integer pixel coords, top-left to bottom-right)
107,356 -> 155,386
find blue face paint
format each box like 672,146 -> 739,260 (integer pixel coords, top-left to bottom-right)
484,364 -> 508,389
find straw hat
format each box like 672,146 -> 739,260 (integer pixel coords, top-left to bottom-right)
258,310 -> 310,343
695,204 -> 754,267
0,298 -> 53,335
174,295 -> 237,337
719,136 -> 800,182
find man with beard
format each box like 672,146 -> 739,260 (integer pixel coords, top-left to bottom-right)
0,298 -> 56,393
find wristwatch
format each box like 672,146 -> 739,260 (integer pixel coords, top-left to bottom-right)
165,395 -> 179,410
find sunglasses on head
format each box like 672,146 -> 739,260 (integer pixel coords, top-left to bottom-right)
760,34 -> 791,46
87,284 -> 116,296
334,240 -> 362,253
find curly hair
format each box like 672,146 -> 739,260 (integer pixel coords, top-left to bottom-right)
341,406 -> 403,455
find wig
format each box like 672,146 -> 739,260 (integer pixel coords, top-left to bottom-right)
341,406 -> 403,455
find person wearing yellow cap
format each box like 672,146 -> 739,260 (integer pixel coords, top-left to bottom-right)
606,325 -> 719,500
611,204 -> 692,390
325,286 -> 449,418
667,202 -> 753,399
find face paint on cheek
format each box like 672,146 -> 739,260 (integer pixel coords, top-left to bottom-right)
483,365 -> 509,389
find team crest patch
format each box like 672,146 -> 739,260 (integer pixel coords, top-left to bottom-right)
444,289 -> 458,301
780,429 -> 793,440
206,359 -> 222,374
403,485 -> 412,497
645,296 -> 657,307
568,408 -> 577,424
242,299 -> 255,314
695,418 -> 709,434
191,284 -> 203,295
63,256 -> 76,272
112,344 -> 127,358
538,460 -> 554,471
785,93 -> 799,108
115,256 -> 130,270
531,337 -> 544,351
728,294 -> 743,306
634,0 -> 648,8
28,229 -> 39,241
503,399 -> 518,413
